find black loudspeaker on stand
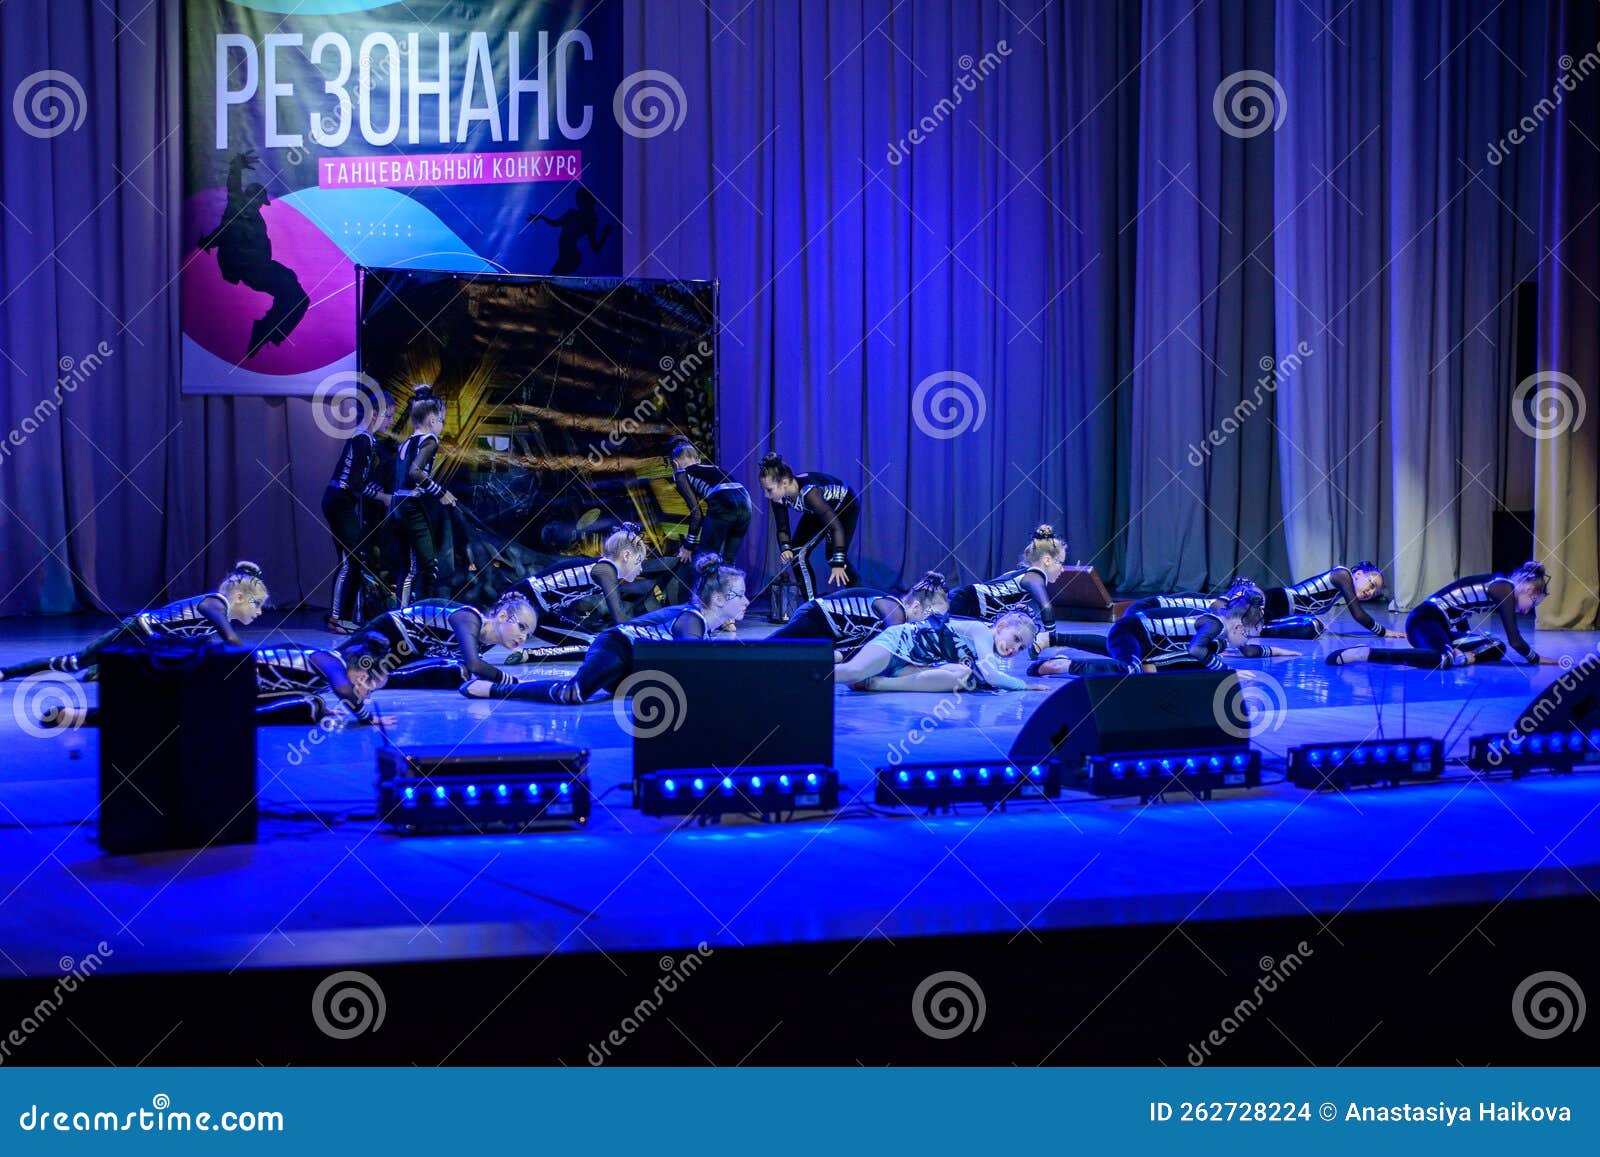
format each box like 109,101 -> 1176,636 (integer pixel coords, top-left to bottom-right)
1512,655 -> 1600,736
1008,671 -> 1247,771
98,639 -> 258,854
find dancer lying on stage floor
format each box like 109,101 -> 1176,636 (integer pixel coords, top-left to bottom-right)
1031,585 -> 1274,676
504,523 -> 649,661
38,631 -> 395,730
670,437 -> 754,564
356,593 -> 536,690
462,554 -> 750,704
322,384 -> 393,633
769,571 -> 950,661
758,452 -> 859,601
832,610 -> 1049,693
1125,562 -> 1398,640
1326,562 -> 1555,669
947,525 -> 1067,652
392,386 -> 456,607
0,561 -> 268,682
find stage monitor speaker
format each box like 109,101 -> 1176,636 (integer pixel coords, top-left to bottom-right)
1048,565 -> 1115,621
97,640 -> 258,855
630,640 -> 833,780
1009,671 -> 1246,770
1511,658 -> 1600,737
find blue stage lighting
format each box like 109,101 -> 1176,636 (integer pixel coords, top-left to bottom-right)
1083,747 -> 1260,801
874,760 -> 1062,812
377,743 -> 591,835
635,766 -> 838,822
1288,737 -> 1443,790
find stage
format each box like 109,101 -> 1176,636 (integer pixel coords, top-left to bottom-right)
2,610 -> 1598,1065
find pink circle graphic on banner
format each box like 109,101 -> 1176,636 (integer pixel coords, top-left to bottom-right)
181,188 -> 355,377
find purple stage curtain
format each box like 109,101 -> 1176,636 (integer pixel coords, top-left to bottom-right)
0,1 -> 1591,616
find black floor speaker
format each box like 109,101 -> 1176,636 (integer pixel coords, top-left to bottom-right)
1009,671 -> 1247,769
1512,656 -> 1600,736
98,640 -> 259,854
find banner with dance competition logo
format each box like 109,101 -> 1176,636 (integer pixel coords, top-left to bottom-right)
181,0 -> 624,396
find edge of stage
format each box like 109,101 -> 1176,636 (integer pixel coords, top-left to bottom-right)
2,611 -> 1598,1063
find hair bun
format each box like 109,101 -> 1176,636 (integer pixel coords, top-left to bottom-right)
759,452 -> 785,469
922,570 -> 946,586
694,552 -> 724,576
412,384 -> 436,399
620,521 -> 643,536
1033,524 -> 1056,541
232,560 -> 264,579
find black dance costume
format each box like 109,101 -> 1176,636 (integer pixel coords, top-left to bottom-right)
393,431 -> 447,606
0,593 -> 239,681
356,599 -> 514,689
1261,567 -> 1384,639
769,587 -> 904,658
477,605 -> 710,704
506,557 -> 630,659
675,463 -> 753,560
771,472 -> 859,601
323,429 -> 387,626
948,567 -> 1056,637
1036,609 -> 1231,675
1331,575 -> 1537,668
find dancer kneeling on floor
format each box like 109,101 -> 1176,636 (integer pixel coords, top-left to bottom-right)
503,523 -> 649,661
462,554 -> 749,704
947,525 -> 1068,652
769,571 -> 950,661
1033,584 -> 1272,676
832,610 -> 1048,692
1326,562 -> 1555,669
356,592 -> 535,690
0,561 -> 268,682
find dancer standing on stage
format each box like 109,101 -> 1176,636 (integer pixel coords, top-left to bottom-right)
504,523 -> 649,660
1033,585 -> 1273,676
832,609 -> 1046,692
770,572 -> 950,661
354,592 -> 536,690
947,525 -> 1068,651
392,386 -> 457,607
0,562 -> 269,681
323,386 -> 394,632
758,453 -> 859,601
463,554 -> 749,704
669,437 -> 754,563
1327,562 -> 1554,669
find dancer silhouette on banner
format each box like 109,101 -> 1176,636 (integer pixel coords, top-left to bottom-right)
528,188 -> 614,275
198,151 -> 311,358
